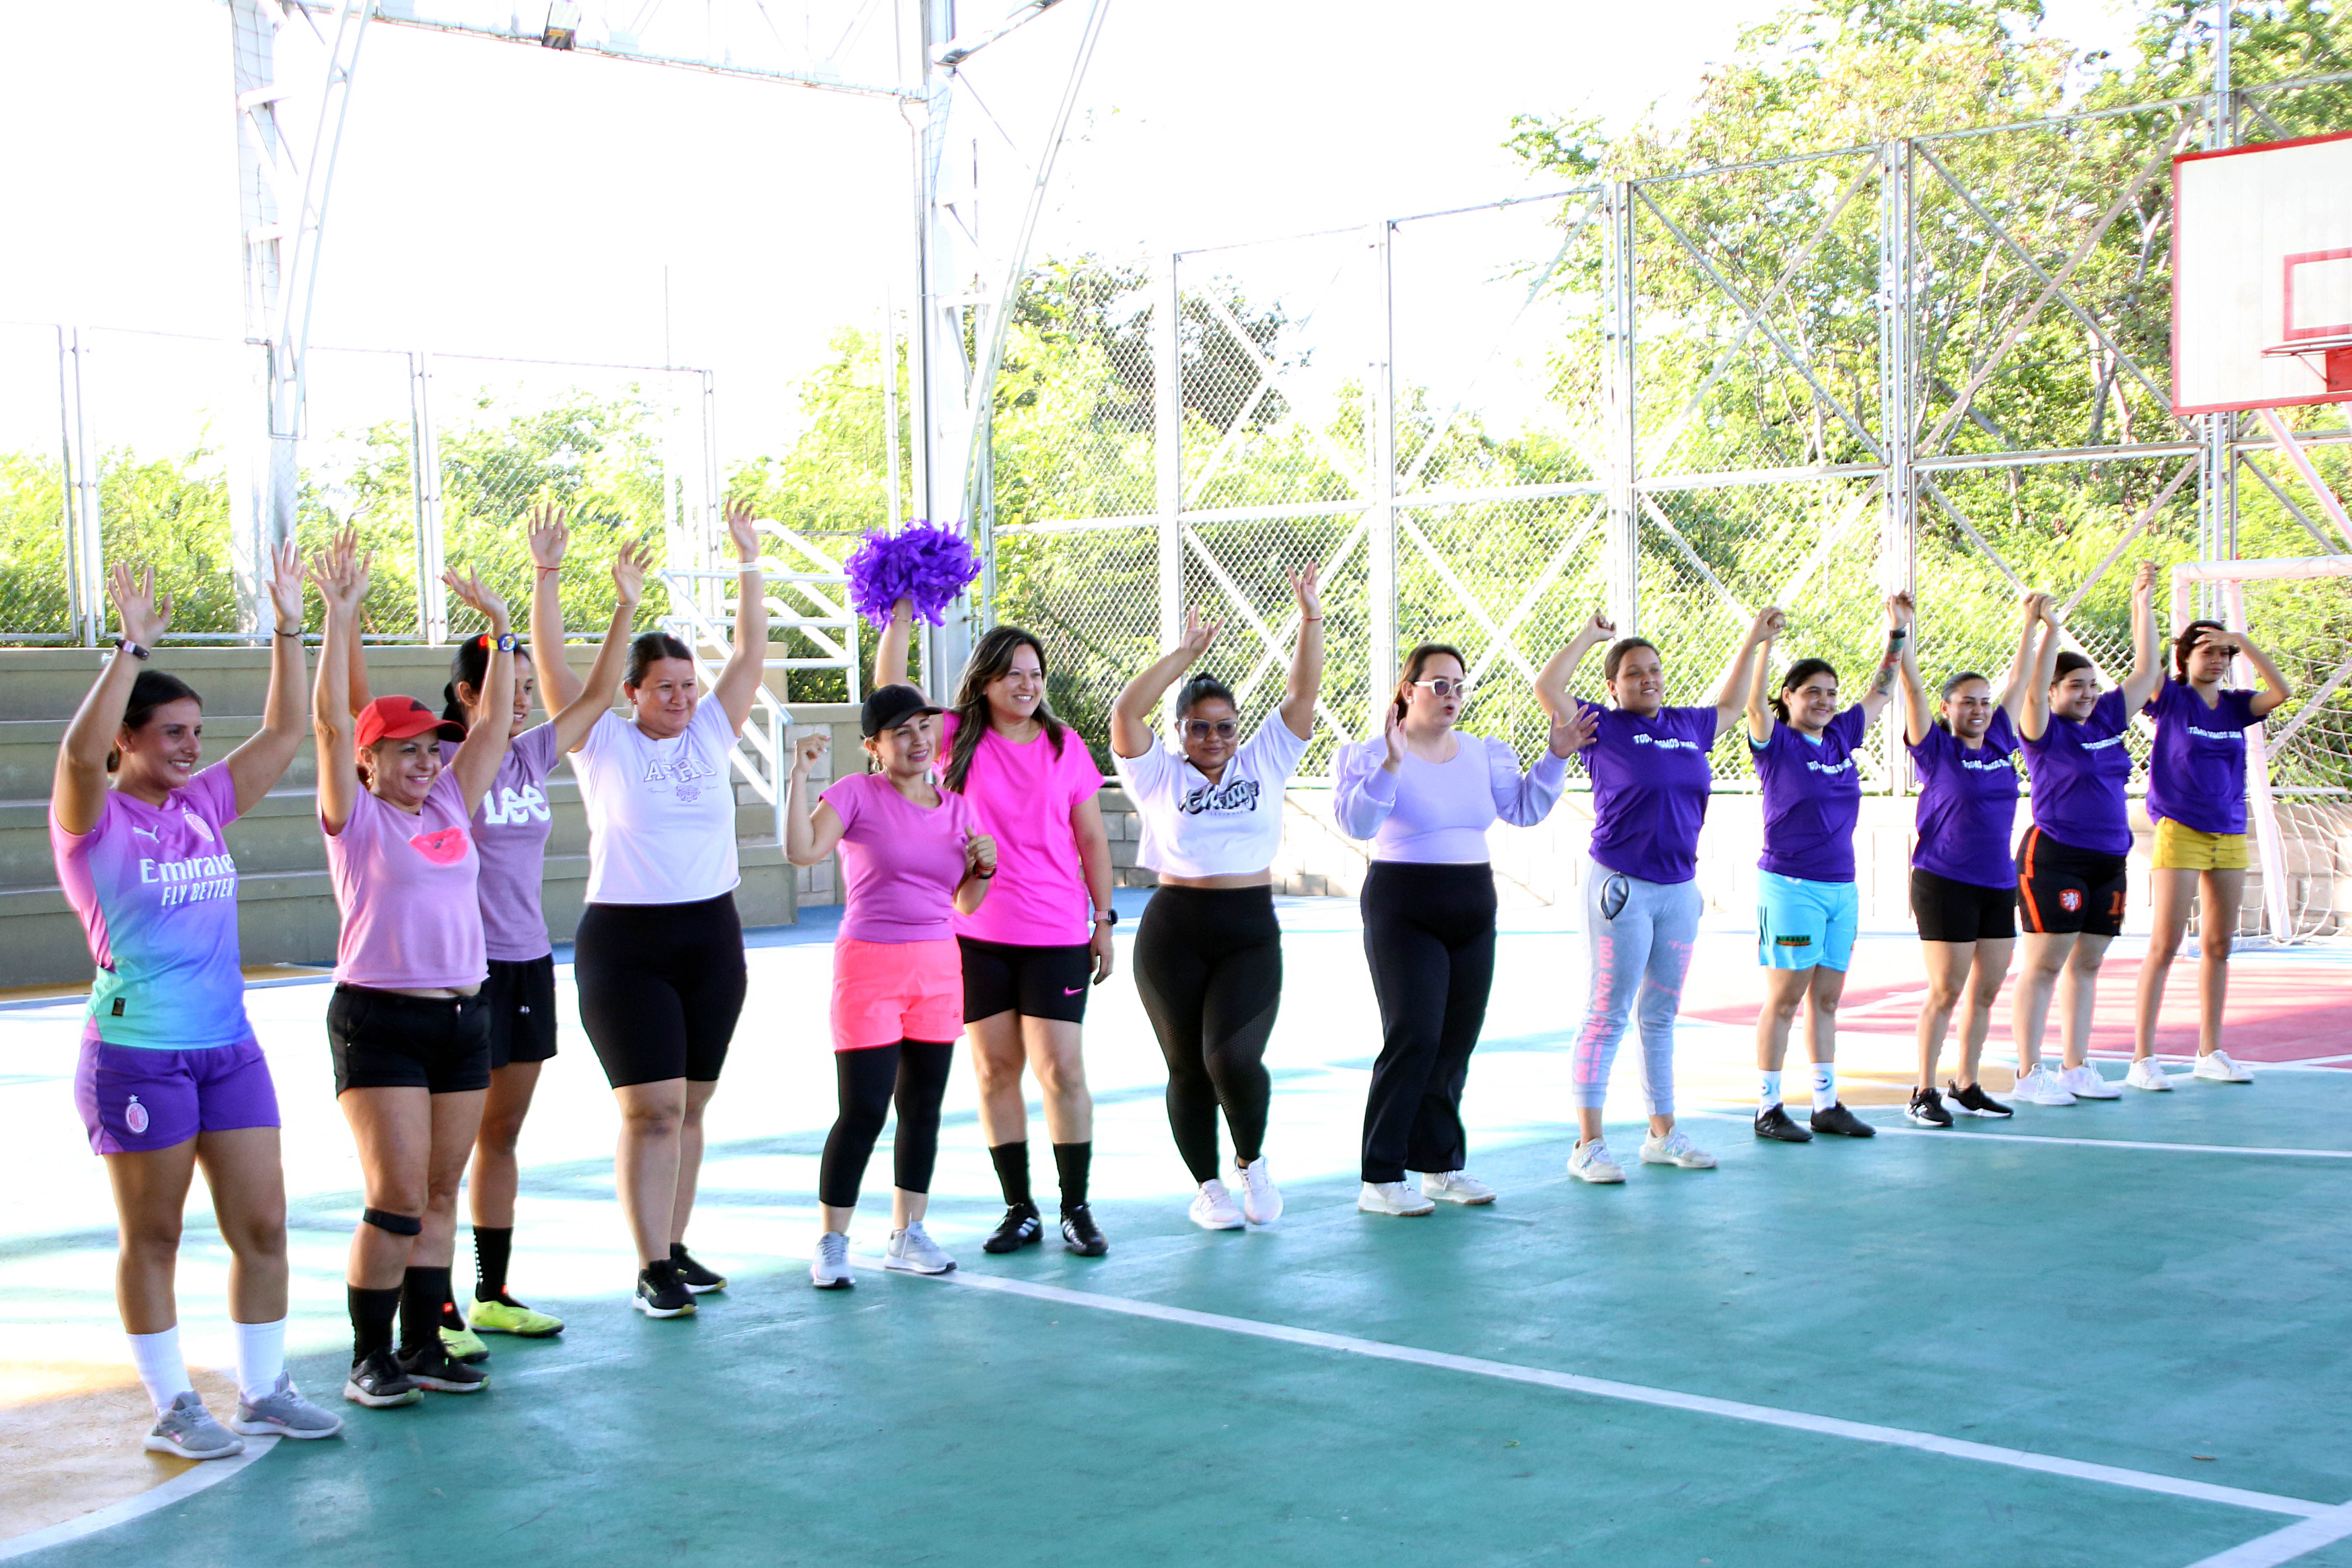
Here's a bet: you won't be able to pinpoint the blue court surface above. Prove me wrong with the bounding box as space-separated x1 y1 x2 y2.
4 893 2350 1568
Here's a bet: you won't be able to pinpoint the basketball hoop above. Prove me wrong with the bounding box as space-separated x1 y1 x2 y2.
2260 334 2352 396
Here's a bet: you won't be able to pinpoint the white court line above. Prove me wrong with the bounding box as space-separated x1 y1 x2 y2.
900 1266 2329 1521
1682 1107 2352 1160
0 1437 277 1561
2187 1501 2352 1568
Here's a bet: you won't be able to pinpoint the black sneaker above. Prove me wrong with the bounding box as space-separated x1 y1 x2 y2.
1810 1101 1878 1138
1753 1105 1813 1143
981 1201 1043 1255
670 1244 727 1294
634 1259 697 1318
1947 1080 2014 1118
1905 1086 1954 1128
1059 1204 1109 1257
342 1348 421 1409
396 1342 489 1393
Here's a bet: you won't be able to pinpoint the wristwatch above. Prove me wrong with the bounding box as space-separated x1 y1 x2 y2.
1094 908 1119 927
113 638 149 661
494 632 520 653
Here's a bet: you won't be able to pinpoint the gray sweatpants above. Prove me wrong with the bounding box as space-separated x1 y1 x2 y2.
1571 858 1702 1114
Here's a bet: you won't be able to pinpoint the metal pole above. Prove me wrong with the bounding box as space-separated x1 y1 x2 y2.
1367 222 1399 718
1603 180 1639 635
409 351 448 643
1154 249 1182 694
881 290 903 531
59 328 102 648
1880 140 1917 795
2203 0 2236 610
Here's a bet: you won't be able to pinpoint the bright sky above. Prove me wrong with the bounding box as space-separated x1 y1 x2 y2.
0 0 2140 463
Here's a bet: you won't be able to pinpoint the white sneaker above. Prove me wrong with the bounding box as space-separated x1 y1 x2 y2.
884 1221 956 1274
2194 1049 2254 1083
811 1231 854 1289
1420 1170 1497 1205
1568 1139 1625 1183
2011 1064 2078 1106
1639 1128 1718 1169
1357 1180 1436 1217
1236 1157 1282 1225
2124 1057 2173 1092
2058 1063 2121 1100
1189 1179 1246 1231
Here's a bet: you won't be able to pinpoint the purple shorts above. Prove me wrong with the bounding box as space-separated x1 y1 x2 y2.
74 1027 281 1156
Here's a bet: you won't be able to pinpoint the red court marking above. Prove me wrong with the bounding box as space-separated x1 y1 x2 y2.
1674 935 2352 1063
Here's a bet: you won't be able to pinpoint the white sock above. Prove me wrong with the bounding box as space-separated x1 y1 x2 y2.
233 1316 287 1405
1812 1062 1837 1108
127 1326 192 1416
1758 1071 1782 1113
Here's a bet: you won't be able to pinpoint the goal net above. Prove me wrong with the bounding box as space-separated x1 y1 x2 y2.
2171 557 2352 943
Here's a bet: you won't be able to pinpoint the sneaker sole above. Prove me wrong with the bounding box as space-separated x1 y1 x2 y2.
883 1257 957 1274
1189 1215 1247 1230
230 1415 344 1439
1902 1111 1953 1128
1950 1105 2013 1117
1642 1156 1717 1168
408 1376 488 1394
631 1297 697 1318
1426 1190 1496 1205
809 1276 855 1290
471 1322 565 1337
1063 1240 1111 1256
1754 1127 1813 1143
1358 1203 1436 1216
341 1383 421 1409
1569 1166 1626 1183
680 1281 727 1294
143 1435 245 1459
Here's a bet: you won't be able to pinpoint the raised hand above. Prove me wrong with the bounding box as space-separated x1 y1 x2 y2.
1580 612 1617 643
527 506 571 571
1381 704 1407 769
1886 590 1914 632
791 729 829 777
2018 588 2050 624
612 537 656 607
305 530 372 616
1291 561 1323 622
264 539 305 633
2133 559 2158 600
441 566 512 633
1178 606 1222 662
1548 702 1599 758
107 562 173 648
725 498 761 564
1752 605 1786 643
964 831 998 880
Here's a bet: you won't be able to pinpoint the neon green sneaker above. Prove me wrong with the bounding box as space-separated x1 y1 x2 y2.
440 1317 491 1364
468 1295 565 1337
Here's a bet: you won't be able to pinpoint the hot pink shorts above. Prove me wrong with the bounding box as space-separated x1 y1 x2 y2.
831 937 964 1052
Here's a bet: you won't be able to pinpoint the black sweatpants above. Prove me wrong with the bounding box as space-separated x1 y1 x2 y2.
1358 860 1497 1184
816 1040 956 1208
1132 884 1282 1184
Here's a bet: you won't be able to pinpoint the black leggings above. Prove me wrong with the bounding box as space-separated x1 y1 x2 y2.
1358 861 1497 1184
574 893 748 1088
1132 884 1282 1184
816 1041 956 1208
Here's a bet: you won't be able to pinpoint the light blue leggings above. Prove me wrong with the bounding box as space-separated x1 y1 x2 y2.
1571 859 1702 1114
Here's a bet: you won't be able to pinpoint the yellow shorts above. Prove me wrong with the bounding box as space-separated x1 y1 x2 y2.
2152 818 2250 872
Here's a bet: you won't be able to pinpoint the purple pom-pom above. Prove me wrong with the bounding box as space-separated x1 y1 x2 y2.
844 521 982 630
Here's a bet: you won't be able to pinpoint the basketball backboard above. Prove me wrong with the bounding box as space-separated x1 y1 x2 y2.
2172 130 2352 415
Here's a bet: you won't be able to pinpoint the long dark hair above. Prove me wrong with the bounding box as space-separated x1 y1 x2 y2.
1771 658 1837 725
1933 669 1990 734
108 670 202 774
944 625 1067 794
1389 643 1468 724
2174 619 2227 682
441 633 535 729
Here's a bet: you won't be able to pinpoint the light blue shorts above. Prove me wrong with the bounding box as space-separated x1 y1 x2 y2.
1756 870 1857 973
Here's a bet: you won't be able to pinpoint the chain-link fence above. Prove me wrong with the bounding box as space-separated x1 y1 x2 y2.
989 78 2352 811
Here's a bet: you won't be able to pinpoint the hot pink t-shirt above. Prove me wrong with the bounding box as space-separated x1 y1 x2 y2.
939 712 1102 947
324 768 488 990
822 771 980 944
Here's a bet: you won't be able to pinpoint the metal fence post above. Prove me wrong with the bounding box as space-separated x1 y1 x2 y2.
58 327 104 647
1603 181 1639 637
1154 250 1182 688
1368 221 1398 714
408 350 448 643
1880 140 1917 794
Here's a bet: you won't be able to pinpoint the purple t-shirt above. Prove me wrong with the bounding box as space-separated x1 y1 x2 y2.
2020 687 2134 856
325 768 488 991
1909 709 2021 889
1751 706 1870 884
2143 680 2261 836
1576 701 1716 885
822 771 980 944
441 723 561 963
49 763 251 1050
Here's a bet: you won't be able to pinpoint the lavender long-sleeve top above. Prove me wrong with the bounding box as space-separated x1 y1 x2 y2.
1333 732 1567 864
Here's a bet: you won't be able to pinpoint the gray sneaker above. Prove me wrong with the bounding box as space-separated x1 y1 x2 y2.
884 1221 957 1274
811 1231 854 1290
144 1390 245 1460
232 1372 345 1439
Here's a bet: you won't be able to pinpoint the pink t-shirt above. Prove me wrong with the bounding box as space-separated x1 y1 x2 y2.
324 768 488 990
822 771 980 944
939 712 1102 947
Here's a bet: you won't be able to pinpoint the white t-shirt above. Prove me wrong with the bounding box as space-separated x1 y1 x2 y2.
574 699 742 905
1114 716 1310 878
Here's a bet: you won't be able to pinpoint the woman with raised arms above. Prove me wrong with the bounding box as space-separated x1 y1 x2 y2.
1334 642 1592 1215
1110 567 1323 1230
1538 605 1781 1181
1893 592 2045 1126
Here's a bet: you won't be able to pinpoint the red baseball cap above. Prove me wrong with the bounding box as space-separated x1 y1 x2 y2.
356 695 466 750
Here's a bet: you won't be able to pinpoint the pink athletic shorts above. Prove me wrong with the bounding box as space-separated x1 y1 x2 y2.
831 937 963 1052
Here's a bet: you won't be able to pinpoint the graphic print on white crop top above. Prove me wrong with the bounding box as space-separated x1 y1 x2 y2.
573 699 741 905
1114 717 1309 878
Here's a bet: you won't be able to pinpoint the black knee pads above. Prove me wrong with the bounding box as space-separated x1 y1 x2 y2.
361 1207 423 1236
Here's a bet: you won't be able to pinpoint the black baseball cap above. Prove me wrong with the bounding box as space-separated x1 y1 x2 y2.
862 683 943 737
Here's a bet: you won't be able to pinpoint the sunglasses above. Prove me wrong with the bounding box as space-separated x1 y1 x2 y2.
1183 719 1240 741
1412 677 1474 699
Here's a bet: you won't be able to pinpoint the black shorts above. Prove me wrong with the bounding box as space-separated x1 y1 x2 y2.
958 937 1092 1025
1911 869 2017 944
2015 825 2129 938
574 893 747 1088
484 955 559 1071
328 985 492 1096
